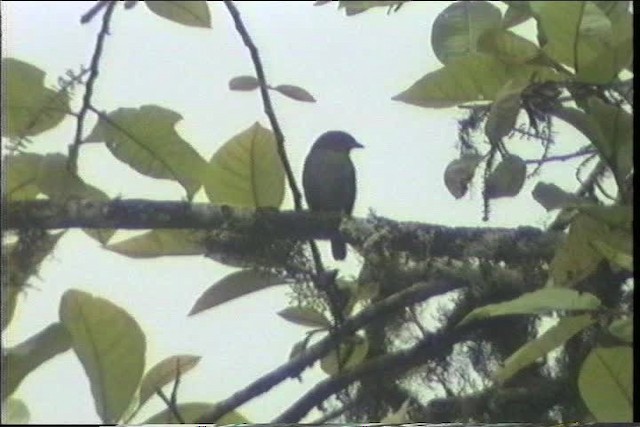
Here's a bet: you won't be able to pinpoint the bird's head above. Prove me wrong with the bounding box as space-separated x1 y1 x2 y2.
312 130 364 152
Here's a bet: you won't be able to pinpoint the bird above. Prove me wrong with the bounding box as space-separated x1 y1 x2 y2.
303 130 363 260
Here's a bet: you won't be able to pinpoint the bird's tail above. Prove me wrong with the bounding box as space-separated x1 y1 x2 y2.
331 236 347 260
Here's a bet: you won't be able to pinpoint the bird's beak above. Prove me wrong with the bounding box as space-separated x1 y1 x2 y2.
352 141 364 149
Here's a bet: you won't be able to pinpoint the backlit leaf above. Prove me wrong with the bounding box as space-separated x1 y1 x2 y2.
204 122 285 208
59 290 146 423
144 0 211 28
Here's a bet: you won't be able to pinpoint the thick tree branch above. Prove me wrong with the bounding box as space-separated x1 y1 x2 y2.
6 199 561 264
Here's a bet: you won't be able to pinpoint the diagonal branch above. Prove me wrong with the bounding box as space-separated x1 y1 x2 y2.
195 276 464 423
273 326 466 422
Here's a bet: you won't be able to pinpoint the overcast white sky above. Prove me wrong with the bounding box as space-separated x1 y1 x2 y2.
2 1 590 423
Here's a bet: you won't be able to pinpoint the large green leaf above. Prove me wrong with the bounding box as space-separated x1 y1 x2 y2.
204 122 285 208
458 288 601 326
484 80 525 143
578 346 632 422
608 316 632 343
86 105 208 200
484 154 526 198
59 290 146 423
531 1 628 83
143 402 249 424
2 323 72 400
144 1 211 28
1 58 70 138
478 29 541 64
495 314 595 384
138 355 201 410
4 153 42 201
189 269 287 315
105 229 207 258
393 54 564 108
1 398 30 424
587 98 633 187
431 1 502 65
550 213 606 287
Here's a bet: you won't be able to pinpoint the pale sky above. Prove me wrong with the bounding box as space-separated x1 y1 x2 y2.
2 1 589 423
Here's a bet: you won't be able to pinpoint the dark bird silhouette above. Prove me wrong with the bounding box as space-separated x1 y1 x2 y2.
303 130 363 260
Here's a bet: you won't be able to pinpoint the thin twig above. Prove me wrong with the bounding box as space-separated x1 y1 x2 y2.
170 359 182 411
69 0 117 173
222 1 338 334
156 389 185 423
523 147 597 165
80 0 111 24
222 0 303 212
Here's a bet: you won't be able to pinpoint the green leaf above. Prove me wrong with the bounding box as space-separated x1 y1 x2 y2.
272 84 317 103
532 182 588 211
144 0 211 28
1 58 70 138
608 316 632 343
443 154 483 199
143 402 250 424
586 98 633 187
4 153 42 201
531 1 627 83
591 239 633 272
495 314 595 384
550 210 631 287
458 288 601 326
338 1 405 16
138 355 201 410
485 154 526 199
59 290 146 423
576 204 632 231
34 153 115 244
228 75 260 91
204 122 285 208
578 346 632 422
320 334 369 375
1 397 30 424
106 229 207 258
2 323 72 400
484 79 525 143
393 54 564 109
189 269 287 316
86 105 208 200
431 1 502 65
278 306 332 329
478 29 541 64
